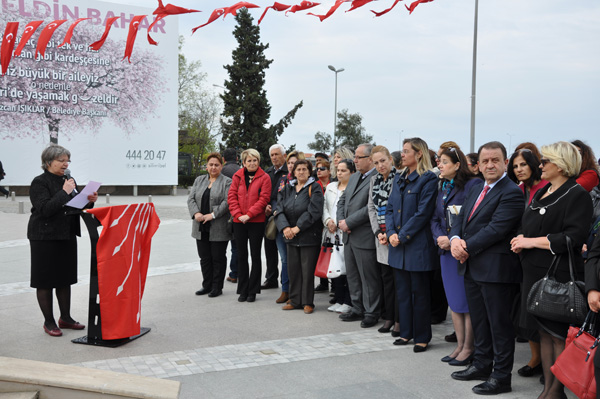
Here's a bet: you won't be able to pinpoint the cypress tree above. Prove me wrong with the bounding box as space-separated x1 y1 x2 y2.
220 8 302 165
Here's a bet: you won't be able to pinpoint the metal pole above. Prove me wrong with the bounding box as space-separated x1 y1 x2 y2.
469 0 479 153
333 72 338 151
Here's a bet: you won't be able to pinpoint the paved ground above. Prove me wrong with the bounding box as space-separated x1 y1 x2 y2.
0 192 575 398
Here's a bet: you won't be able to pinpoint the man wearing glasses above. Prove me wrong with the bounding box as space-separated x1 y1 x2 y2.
336 143 381 328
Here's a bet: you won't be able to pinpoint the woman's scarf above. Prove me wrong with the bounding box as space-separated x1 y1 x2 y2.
441 179 454 206
371 168 397 232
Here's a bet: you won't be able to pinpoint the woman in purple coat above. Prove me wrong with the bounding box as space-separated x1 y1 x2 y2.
431 147 481 366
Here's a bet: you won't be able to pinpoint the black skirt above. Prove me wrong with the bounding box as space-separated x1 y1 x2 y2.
30 237 78 288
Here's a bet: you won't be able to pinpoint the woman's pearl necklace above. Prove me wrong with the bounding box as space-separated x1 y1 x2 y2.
547 185 554 194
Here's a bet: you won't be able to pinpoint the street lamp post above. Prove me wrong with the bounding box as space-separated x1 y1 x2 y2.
469 0 479 153
328 65 344 152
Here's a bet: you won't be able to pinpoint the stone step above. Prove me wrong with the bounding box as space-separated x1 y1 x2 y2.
0 393 39 399
0 357 179 399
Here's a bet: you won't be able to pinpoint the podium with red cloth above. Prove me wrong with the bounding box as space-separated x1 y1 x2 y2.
73 204 160 347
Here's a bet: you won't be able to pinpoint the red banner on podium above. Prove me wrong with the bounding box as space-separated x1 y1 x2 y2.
86 204 160 340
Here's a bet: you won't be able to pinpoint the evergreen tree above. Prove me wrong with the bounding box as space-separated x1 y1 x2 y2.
220 8 302 165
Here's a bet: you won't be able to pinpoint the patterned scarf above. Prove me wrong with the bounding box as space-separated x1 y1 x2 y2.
442 179 454 206
371 168 397 232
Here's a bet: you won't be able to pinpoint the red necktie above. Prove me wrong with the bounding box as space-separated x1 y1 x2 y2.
468 185 490 221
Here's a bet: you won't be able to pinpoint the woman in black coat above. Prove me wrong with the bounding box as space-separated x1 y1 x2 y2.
511 141 593 399
28 145 98 337
275 159 324 314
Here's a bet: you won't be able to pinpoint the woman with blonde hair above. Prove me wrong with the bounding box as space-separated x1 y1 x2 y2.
228 149 272 302
511 141 593 399
386 138 439 352
331 146 354 180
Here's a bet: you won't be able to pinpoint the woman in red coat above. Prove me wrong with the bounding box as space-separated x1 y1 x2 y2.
228 149 272 302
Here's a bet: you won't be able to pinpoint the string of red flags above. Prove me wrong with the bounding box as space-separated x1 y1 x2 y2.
1 22 18 75
0 0 436 76
258 2 291 25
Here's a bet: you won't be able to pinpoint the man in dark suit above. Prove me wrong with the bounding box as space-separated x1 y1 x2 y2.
449 141 524 395
262 144 288 290
336 143 381 328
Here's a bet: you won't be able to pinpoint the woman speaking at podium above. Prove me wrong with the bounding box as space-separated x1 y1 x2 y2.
28 144 98 337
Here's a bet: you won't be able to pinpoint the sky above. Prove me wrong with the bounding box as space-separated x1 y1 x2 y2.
108 0 600 156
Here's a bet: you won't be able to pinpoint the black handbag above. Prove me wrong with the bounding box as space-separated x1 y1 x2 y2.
527 236 587 325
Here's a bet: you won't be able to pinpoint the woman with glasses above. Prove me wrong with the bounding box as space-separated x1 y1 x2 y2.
28 145 98 337
315 160 331 192
431 146 480 365
511 142 592 399
386 138 438 353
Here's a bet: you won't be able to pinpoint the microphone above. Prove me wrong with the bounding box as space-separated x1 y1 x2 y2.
64 169 78 194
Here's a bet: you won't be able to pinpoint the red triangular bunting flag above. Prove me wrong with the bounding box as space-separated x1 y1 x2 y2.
13 20 43 57
371 0 402 17
89 16 120 51
59 18 90 47
35 20 67 59
308 0 348 21
123 15 146 63
153 0 200 15
258 2 290 25
1 22 19 75
346 0 374 12
192 8 226 32
406 0 433 14
85 204 160 340
286 1 320 14
224 1 260 18
147 15 166 45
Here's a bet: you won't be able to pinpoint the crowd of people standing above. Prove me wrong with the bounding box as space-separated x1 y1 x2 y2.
186 138 600 397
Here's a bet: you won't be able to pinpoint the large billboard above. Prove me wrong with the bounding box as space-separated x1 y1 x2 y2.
0 0 178 185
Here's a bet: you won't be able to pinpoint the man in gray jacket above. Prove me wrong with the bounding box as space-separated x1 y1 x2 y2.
336 143 380 328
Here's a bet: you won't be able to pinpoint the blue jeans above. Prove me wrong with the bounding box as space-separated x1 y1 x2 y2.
275 232 289 292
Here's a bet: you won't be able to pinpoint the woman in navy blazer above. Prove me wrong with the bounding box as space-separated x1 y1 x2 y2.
431 147 481 365
386 138 438 352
